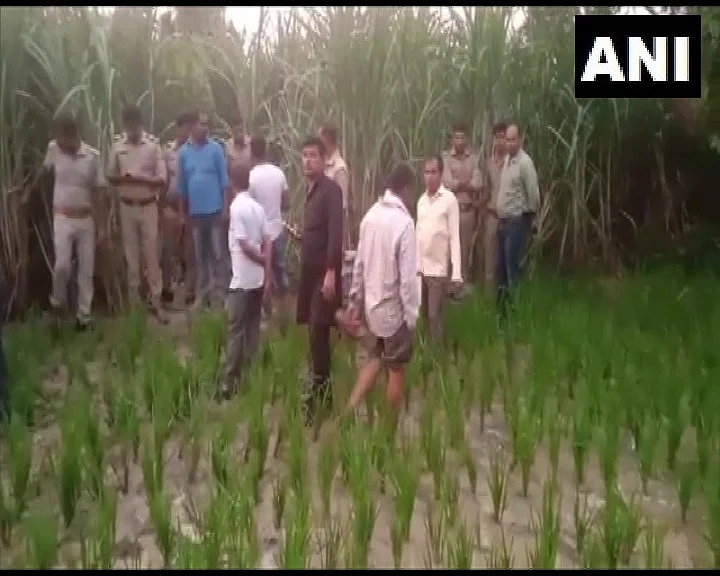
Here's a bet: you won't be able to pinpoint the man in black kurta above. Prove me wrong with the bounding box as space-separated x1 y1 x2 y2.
296 136 344 423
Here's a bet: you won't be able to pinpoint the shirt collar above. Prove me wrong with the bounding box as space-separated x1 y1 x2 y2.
380 189 409 214
451 147 469 159
424 184 447 200
326 150 340 167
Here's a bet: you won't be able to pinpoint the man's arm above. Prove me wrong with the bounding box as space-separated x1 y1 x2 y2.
325 183 343 272
521 155 541 214
106 144 124 186
280 172 290 213
335 167 350 215
215 144 231 213
147 142 167 189
348 220 365 310
233 209 265 266
441 154 459 192
177 152 189 218
398 220 420 329
42 141 56 172
469 155 484 203
261 214 272 287
415 198 423 276
447 195 463 283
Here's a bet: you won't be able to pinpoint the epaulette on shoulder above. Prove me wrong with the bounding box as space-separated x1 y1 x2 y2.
144 133 158 143
84 143 100 156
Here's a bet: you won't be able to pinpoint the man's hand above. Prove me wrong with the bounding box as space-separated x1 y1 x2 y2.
321 269 336 301
457 165 471 187
449 280 463 297
335 305 361 339
263 277 274 304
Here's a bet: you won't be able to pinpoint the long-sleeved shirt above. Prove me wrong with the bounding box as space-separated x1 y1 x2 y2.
416 185 463 282
496 149 540 219
300 174 343 271
177 138 228 217
441 148 483 210
349 190 419 337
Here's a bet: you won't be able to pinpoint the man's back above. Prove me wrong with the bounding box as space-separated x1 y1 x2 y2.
355 192 417 338
228 192 267 290
249 162 287 240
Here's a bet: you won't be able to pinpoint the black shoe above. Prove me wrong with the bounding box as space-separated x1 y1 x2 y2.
75 319 93 332
161 289 175 305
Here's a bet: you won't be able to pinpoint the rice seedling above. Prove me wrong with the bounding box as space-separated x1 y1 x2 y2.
24 510 58 570
3 417 32 541
424 503 448 568
445 519 475 569
271 476 288 531
316 517 345 569
642 521 669 569
526 478 561 568
677 461 696 523
487 445 509 524
278 490 311 569
485 526 514 569
573 489 594 559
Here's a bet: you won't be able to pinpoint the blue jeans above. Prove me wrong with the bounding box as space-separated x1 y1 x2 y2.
496 214 531 311
0 328 9 422
191 213 226 305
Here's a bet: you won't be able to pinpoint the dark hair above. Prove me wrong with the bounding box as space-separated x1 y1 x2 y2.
176 109 196 127
229 115 244 129
250 136 267 159
451 121 469 135
318 122 338 145
122 104 143 126
506 120 522 135
492 120 508 135
53 112 79 137
387 163 415 194
230 164 250 191
424 153 444 174
301 136 326 157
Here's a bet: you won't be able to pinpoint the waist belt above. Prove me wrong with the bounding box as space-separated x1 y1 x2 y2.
54 206 92 219
120 197 156 207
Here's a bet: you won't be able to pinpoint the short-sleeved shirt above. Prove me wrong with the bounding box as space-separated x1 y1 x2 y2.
228 191 269 291
43 140 105 209
109 132 166 202
441 148 483 210
248 162 288 241
324 150 350 213
178 138 228 217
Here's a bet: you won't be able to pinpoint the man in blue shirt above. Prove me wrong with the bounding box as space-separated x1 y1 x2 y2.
178 110 230 309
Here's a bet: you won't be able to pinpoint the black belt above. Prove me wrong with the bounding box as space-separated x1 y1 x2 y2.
121 197 156 207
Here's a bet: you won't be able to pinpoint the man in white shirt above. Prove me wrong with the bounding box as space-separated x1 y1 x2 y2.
416 154 462 343
219 166 272 400
248 136 290 322
340 163 419 415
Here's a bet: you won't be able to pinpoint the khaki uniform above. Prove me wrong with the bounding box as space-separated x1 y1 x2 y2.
441 148 482 283
163 141 196 299
479 155 504 291
43 140 105 324
225 136 252 176
109 132 167 306
324 150 351 247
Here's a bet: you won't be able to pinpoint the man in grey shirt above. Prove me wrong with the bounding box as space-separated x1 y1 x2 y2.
495 121 540 313
248 136 290 322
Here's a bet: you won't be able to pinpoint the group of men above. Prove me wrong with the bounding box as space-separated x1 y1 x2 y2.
40 104 538 423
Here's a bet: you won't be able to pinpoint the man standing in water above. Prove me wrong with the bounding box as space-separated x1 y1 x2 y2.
442 122 483 288
478 120 507 294
162 110 196 307
43 113 106 330
296 136 344 424
108 105 168 322
416 154 462 343
177 110 230 310
341 163 419 417
496 121 540 311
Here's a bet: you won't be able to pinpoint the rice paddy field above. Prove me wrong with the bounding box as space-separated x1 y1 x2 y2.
1 269 718 569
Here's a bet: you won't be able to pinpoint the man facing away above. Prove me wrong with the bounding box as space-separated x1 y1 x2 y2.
248 136 290 323
495 121 540 312
342 163 419 418
318 122 351 248
162 110 196 307
43 112 105 331
296 136 344 424
108 104 168 323
219 165 272 400
442 122 483 287
177 110 230 310
416 154 462 343
478 120 507 294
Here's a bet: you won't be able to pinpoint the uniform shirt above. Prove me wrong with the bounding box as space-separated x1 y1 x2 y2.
248 162 288 241
164 140 185 202
109 132 166 201
484 154 505 213
441 148 483 210
43 140 105 209
228 191 269 291
324 150 350 214
225 136 252 176
496 149 540 219
349 190 419 338
177 138 228 217
416 185 462 282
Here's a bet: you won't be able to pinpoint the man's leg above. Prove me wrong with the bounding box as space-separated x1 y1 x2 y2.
119 204 142 307
139 204 167 322
483 215 499 295
458 209 475 284
425 276 447 343
182 220 197 305
307 318 333 424
220 289 248 398
0 328 9 423
210 216 227 307
505 215 531 291
192 220 210 309
50 215 74 313
161 207 181 304
383 324 414 410
75 216 95 327
347 333 383 412
244 288 264 365
270 232 290 324
496 220 510 313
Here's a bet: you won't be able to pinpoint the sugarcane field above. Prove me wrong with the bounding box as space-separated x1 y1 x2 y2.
1 6 719 570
